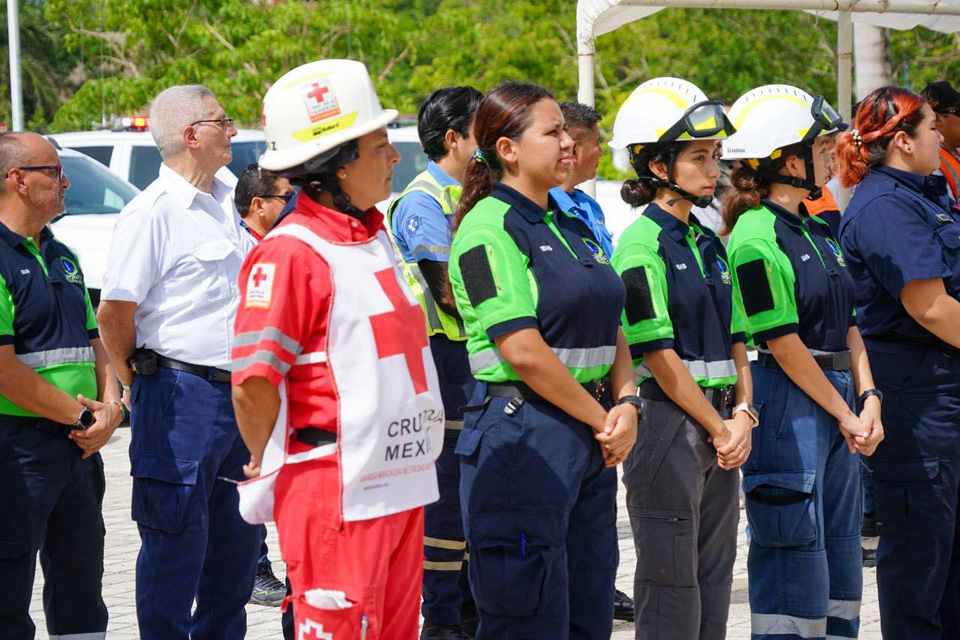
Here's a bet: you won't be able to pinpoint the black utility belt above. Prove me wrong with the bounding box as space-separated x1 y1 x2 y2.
756 349 850 372
0 414 73 436
486 380 598 403
638 380 735 412
128 349 232 383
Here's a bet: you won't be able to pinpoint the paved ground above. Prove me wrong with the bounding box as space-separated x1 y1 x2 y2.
30 427 882 639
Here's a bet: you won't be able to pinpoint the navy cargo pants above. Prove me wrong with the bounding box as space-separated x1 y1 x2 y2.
456 382 618 640
0 421 108 640
744 365 862 640
130 367 260 640
422 335 476 626
865 341 960 640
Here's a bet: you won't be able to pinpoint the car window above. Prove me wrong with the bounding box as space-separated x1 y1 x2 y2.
61 156 139 215
130 146 163 190
391 141 429 193
73 146 114 167
228 140 267 178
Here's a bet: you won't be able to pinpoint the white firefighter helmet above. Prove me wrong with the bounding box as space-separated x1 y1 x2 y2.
259 59 398 172
610 77 734 150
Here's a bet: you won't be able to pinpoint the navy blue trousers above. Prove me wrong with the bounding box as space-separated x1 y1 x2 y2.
457 382 618 639
866 341 960 640
423 335 476 626
130 368 260 640
744 366 862 640
0 423 107 640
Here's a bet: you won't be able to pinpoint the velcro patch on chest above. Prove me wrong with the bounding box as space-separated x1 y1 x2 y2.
621 266 656 324
459 245 497 307
736 259 775 316
245 263 276 309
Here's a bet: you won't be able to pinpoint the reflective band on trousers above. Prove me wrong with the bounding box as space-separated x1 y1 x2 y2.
751 613 826 638
468 345 617 374
828 599 861 620
635 357 736 380
48 633 107 640
424 536 467 550
16 346 95 368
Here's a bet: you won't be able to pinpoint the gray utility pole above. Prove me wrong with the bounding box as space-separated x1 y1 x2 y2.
7 0 23 131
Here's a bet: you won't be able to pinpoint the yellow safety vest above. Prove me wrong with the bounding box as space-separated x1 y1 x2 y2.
387 170 466 341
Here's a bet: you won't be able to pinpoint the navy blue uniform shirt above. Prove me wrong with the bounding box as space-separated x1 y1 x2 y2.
840 165 958 343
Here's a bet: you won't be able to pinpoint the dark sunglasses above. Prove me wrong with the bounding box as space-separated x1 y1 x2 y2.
805 95 847 140
257 193 295 204
658 100 736 144
190 116 235 129
4 164 65 180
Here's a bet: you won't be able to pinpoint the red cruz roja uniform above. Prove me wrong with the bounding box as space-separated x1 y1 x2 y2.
232 192 444 640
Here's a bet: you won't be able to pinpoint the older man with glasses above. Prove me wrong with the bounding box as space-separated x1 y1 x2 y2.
0 132 124 640
97 85 259 640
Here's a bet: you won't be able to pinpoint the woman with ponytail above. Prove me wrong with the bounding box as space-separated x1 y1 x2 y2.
609 77 753 640
447 82 638 639
837 86 960 640
722 85 883 640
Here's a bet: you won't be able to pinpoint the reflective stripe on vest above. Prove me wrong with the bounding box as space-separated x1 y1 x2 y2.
940 147 960 201
468 345 617 375
16 346 95 368
635 357 736 381
387 170 466 341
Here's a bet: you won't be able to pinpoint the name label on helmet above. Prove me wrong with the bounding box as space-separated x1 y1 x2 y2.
292 112 359 143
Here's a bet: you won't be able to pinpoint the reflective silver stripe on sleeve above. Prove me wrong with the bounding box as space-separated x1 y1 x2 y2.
16 346 96 368
635 357 736 380
48 633 107 640
294 351 328 365
234 327 302 355
827 599 861 620
407 180 443 199
232 350 292 376
445 420 464 431
411 244 451 257
751 613 827 638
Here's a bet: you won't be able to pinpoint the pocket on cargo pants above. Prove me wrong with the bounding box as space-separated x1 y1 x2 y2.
630 510 696 587
743 471 818 548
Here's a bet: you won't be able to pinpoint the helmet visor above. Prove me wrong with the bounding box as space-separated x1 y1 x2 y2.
659 100 736 143
806 95 847 140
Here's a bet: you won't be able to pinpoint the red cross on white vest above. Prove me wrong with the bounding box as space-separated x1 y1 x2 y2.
369 269 428 394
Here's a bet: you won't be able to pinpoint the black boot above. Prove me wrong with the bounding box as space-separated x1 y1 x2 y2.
249 564 286 607
420 621 465 640
614 588 635 622
461 600 479 638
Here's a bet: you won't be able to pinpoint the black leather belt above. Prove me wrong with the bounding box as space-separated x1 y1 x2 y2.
486 380 598 402
757 349 851 372
157 355 232 383
638 380 735 412
294 427 337 447
0 414 73 436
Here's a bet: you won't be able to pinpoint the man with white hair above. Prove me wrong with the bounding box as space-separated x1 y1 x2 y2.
97 85 259 640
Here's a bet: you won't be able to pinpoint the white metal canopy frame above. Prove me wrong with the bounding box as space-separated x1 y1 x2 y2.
576 0 960 197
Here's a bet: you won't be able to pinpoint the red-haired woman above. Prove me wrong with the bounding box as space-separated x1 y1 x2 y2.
447 82 640 638
837 86 960 640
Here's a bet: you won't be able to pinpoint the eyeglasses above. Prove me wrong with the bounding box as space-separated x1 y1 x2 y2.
658 100 736 144
4 164 64 180
937 107 960 117
257 193 295 204
190 116 235 129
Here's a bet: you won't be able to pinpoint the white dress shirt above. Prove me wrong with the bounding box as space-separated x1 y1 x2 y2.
101 163 255 368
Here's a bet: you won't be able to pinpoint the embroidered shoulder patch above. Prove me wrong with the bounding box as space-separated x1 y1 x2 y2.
245 263 276 309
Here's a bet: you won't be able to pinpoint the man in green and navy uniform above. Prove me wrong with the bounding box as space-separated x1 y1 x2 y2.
387 86 483 640
0 133 124 639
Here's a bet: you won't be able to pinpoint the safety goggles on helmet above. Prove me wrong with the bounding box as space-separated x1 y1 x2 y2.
804 95 847 141
658 100 736 143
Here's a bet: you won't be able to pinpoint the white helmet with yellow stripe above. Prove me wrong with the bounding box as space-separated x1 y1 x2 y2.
722 84 845 193
259 59 398 173
610 77 734 150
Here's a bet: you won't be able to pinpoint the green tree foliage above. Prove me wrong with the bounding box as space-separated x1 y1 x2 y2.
37 0 958 165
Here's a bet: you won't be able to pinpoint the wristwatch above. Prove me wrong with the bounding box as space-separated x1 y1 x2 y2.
733 403 760 428
615 395 646 420
858 388 883 410
74 406 95 431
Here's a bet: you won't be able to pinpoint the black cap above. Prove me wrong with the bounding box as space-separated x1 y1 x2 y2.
923 81 960 113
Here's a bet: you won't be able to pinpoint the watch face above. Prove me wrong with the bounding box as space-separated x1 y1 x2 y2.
79 408 95 428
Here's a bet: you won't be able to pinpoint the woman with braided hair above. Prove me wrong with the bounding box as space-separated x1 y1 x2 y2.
837 86 960 640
